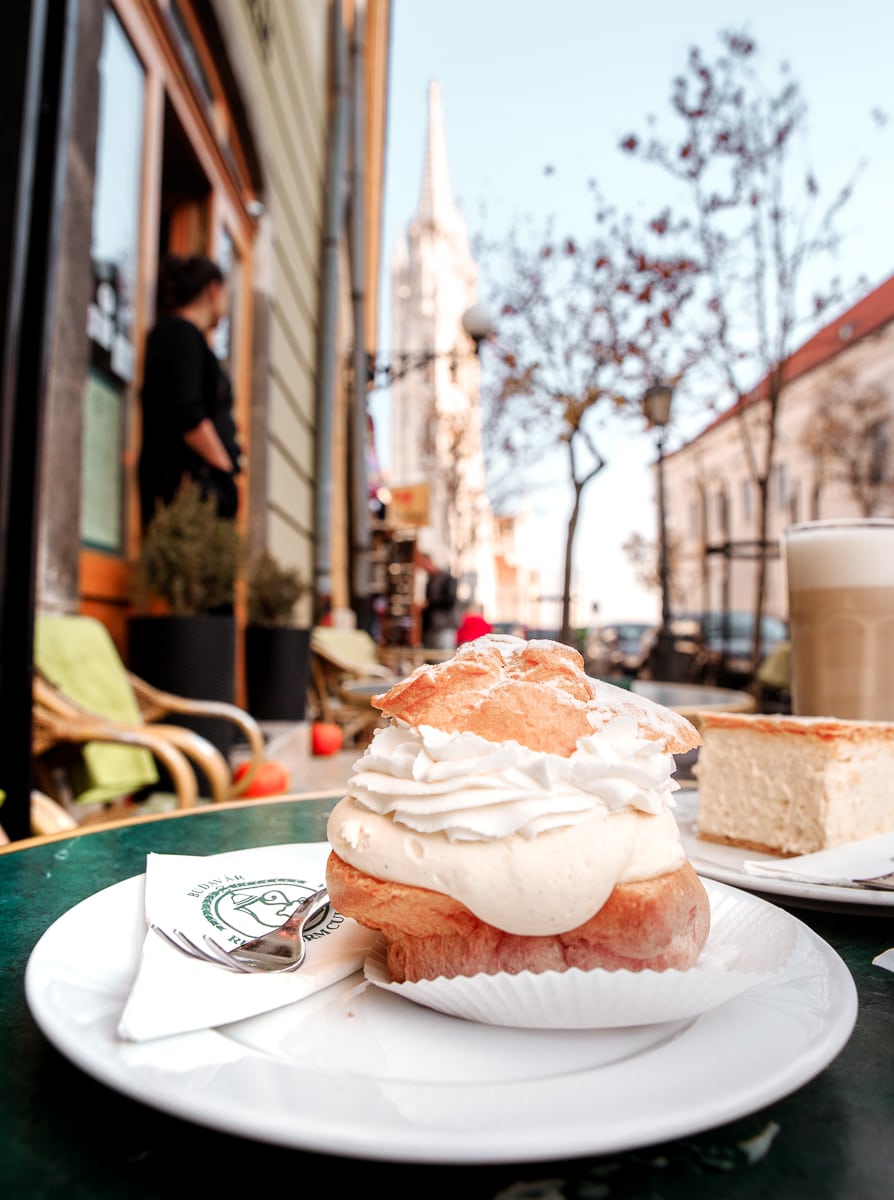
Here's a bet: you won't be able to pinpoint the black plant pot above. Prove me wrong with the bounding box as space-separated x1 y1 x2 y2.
245 625 311 721
127 614 237 762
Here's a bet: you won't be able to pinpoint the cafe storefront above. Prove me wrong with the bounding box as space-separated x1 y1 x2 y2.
50 0 262 651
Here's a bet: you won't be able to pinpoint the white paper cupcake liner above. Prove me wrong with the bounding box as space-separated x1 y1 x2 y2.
363 882 797 1029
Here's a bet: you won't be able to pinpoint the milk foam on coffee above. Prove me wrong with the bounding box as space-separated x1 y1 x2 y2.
785 520 894 719
785 520 894 587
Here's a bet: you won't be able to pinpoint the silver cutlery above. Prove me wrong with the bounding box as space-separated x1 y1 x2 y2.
151 885 330 973
853 873 894 892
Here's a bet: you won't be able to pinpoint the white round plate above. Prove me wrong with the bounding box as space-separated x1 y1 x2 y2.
25 860 856 1164
677 790 894 916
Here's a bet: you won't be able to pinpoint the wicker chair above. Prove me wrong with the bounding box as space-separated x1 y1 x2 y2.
0 788 78 847
32 615 265 818
308 627 399 744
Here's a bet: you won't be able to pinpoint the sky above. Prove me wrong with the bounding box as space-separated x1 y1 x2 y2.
373 0 894 624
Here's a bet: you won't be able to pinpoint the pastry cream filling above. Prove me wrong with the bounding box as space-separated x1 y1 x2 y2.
326 716 686 935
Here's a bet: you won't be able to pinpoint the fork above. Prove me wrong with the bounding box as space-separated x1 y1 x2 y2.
853 873 894 892
151 886 330 973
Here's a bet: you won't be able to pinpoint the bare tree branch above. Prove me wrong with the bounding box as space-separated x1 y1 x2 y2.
802 368 894 517
620 27 878 676
475 197 697 642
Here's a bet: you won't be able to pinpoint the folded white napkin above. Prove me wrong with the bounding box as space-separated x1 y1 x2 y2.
117 842 379 1042
743 834 894 888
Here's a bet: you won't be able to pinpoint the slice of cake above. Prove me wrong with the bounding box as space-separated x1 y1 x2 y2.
694 710 894 855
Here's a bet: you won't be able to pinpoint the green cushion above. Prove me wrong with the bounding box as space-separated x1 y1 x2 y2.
34 615 159 805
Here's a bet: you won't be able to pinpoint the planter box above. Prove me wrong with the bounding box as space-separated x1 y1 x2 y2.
245 625 311 721
127 613 237 761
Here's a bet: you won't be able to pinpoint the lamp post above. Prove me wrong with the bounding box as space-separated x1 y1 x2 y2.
643 381 674 680
460 302 494 354
365 302 494 388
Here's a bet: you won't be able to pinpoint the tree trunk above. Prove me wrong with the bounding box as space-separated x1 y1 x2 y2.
561 478 584 644
751 391 781 679
751 475 770 678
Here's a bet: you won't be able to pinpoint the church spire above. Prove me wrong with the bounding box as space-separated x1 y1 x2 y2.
417 79 456 228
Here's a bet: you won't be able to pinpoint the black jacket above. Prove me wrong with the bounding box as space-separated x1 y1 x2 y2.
138 316 241 526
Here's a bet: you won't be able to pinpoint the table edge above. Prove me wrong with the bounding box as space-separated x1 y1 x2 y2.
0 789 343 855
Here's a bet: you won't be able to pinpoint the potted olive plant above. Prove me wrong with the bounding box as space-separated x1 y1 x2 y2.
244 548 312 721
128 480 244 755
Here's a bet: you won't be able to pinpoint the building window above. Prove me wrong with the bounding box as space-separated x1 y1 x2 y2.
87 8 144 384
868 419 889 486
212 226 237 370
775 462 789 511
81 8 146 553
788 483 800 524
716 489 729 538
170 0 215 109
741 477 753 522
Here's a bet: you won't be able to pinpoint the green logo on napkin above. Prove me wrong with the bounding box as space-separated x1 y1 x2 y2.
200 877 341 944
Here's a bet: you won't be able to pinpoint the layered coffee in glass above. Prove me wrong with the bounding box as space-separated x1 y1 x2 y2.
784 519 894 719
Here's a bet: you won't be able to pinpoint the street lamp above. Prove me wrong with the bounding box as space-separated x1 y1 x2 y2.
460 302 494 353
364 302 494 389
643 381 674 679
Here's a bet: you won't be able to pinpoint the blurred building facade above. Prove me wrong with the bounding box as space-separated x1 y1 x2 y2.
386 80 499 631
35 0 390 662
660 275 894 620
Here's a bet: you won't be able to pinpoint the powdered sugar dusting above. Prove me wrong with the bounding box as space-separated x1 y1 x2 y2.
588 675 699 745
378 635 700 753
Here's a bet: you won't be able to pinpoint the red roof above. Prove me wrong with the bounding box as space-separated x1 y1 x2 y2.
677 273 894 448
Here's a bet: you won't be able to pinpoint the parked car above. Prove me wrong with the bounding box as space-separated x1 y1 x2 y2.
639 611 789 687
584 622 656 679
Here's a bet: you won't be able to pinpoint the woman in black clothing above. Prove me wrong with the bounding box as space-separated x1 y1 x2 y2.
138 254 242 529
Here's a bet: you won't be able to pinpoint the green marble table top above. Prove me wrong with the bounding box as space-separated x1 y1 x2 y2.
2 796 894 1199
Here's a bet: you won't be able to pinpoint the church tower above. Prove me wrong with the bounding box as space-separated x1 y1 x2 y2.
390 81 495 613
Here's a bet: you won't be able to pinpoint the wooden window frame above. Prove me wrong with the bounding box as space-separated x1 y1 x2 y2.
80 0 258 655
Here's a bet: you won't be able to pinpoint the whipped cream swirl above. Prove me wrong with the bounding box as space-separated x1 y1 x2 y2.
349 714 678 842
327 664 690 934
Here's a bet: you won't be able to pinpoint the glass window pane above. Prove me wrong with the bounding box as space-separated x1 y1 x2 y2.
212 226 239 370
81 10 145 554
81 368 125 552
87 9 145 385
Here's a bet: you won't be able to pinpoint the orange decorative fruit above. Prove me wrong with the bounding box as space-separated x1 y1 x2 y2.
233 759 290 797
312 721 344 756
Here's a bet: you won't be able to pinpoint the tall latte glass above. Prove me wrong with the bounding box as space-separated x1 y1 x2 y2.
784 519 894 719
